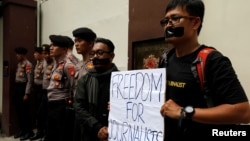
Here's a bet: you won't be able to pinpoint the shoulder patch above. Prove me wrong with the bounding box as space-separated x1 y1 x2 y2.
67 65 75 77
26 64 32 73
86 61 94 70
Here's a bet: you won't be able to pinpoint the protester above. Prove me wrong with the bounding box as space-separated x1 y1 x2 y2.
159 0 250 140
74 37 119 141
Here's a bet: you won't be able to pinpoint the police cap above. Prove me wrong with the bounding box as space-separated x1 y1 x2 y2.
72 27 96 42
34 46 43 53
64 36 74 48
41 44 50 53
15 46 28 55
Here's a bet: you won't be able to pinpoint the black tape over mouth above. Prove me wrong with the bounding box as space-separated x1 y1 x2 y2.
165 27 184 38
92 58 110 65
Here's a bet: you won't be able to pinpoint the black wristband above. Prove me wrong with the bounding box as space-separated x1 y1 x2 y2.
178 108 185 128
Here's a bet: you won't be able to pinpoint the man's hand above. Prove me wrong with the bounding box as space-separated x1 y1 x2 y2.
160 99 182 119
107 102 110 111
23 94 29 101
98 126 108 141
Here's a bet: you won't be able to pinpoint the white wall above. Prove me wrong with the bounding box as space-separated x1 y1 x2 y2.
1 1 249 112
40 0 250 97
40 0 129 70
200 0 250 99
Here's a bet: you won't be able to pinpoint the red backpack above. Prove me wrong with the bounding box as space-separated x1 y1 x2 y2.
159 46 216 107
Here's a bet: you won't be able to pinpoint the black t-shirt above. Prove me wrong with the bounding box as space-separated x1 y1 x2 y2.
164 45 248 139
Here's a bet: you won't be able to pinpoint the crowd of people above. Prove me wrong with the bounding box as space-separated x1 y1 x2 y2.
13 27 118 141
12 0 250 141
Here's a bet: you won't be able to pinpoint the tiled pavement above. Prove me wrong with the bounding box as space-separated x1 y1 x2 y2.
0 129 40 141
0 135 40 141
0 135 19 141
0 131 39 141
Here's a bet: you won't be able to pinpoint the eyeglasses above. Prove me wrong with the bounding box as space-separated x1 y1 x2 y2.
160 15 197 27
89 50 111 57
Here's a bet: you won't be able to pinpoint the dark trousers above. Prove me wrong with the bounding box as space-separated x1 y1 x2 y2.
33 84 47 135
46 99 74 141
13 82 33 133
73 119 82 141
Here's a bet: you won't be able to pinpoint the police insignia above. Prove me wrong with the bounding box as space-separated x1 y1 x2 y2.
26 65 32 73
68 65 75 77
54 74 60 80
86 61 94 70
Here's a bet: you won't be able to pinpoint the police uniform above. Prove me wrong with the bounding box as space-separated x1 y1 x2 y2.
13 47 34 140
46 35 76 141
72 27 96 141
30 46 47 140
32 44 55 141
72 27 96 81
67 52 79 65
65 36 79 65
43 58 55 89
47 57 75 101
74 61 85 81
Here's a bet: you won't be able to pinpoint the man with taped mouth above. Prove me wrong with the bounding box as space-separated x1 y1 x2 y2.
74 37 119 141
158 0 250 140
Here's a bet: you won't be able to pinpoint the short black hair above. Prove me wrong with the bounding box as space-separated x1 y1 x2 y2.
165 0 204 35
15 46 28 55
95 37 115 52
34 46 43 53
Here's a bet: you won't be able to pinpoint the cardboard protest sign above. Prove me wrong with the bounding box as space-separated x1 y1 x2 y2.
108 68 166 141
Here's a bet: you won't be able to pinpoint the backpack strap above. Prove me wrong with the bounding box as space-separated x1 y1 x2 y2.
191 47 216 107
159 47 175 68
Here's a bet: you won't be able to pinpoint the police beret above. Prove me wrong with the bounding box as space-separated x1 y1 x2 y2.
15 46 28 55
72 27 96 42
64 36 74 47
49 35 70 48
34 46 43 53
41 44 50 53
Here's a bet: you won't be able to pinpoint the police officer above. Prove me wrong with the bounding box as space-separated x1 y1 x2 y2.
66 36 80 65
42 44 55 91
30 46 46 140
13 46 34 140
46 35 76 141
72 27 96 141
33 44 55 141
72 27 96 80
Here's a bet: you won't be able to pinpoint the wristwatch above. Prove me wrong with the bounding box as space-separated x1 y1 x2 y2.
184 106 195 120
